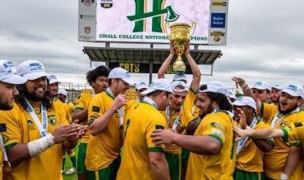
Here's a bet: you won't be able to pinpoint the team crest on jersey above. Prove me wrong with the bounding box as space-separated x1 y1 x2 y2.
48 115 57 125
27 120 36 130
211 122 223 130
294 122 303 127
92 106 100 113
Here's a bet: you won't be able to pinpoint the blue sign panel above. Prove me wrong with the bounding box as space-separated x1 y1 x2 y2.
211 13 226 28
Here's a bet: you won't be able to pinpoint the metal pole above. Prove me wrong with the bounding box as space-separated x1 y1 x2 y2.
149 44 154 83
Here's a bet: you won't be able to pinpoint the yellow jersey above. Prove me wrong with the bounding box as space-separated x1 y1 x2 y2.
236 120 273 172
261 103 304 180
0 134 3 180
117 102 168 180
0 102 68 180
282 121 304 150
85 91 124 171
186 111 234 180
74 91 93 143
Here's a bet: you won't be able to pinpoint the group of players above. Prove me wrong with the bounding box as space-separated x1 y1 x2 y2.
0 42 304 180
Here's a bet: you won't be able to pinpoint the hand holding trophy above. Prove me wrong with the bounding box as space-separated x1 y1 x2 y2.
168 23 196 74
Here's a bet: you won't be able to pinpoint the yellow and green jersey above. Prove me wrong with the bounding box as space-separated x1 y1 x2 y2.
0 102 68 180
261 103 304 180
282 121 304 150
236 120 273 173
116 102 168 180
85 91 125 171
186 111 235 180
0 135 3 179
74 91 93 143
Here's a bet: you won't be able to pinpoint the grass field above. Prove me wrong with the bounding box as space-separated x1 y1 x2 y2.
63 145 79 180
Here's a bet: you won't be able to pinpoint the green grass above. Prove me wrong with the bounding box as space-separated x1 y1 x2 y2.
63 145 79 180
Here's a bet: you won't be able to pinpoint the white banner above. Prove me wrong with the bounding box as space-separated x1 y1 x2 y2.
79 0 228 45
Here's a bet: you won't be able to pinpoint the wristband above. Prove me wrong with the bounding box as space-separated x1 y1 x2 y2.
27 133 55 157
280 172 289 180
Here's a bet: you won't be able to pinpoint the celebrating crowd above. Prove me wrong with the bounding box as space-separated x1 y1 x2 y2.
0 42 303 180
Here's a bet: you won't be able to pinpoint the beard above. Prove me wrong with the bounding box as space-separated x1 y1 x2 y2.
279 103 299 115
0 101 13 110
199 103 214 118
24 86 45 102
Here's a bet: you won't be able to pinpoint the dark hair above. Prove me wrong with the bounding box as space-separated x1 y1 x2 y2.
15 84 53 110
148 90 170 97
199 84 207 91
86 65 110 85
205 92 233 112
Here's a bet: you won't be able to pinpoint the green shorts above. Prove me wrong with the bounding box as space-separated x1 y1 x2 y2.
77 143 88 174
87 156 121 180
165 153 181 180
233 168 265 180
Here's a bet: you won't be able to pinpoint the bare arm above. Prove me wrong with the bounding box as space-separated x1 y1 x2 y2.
234 126 284 139
158 41 175 78
149 152 171 180
232 77 262 113
89 94 126 136
7 124 79 165
72 108 88 123
151 129 221 155
252 139 273 152
282 146 302 177
184 43 201 93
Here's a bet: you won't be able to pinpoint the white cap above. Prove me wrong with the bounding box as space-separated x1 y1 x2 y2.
58 88 67 97
141 79 173 95
0 60 27 84
47 74 60 84
233 96 257 111
228 89 236 100
271 84 283 91
252 81 271 91
172 73 187 83
171 81 189 93
17 60 47 80
135 81 148 90
199 81 229 97
282 84 304 99
108 67 134 85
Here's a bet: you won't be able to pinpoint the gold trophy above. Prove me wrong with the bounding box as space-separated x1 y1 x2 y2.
168 22 196 73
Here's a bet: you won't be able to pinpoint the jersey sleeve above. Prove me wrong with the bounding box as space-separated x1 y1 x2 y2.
260 103 278 124
254 120 275 146
0 108 22 150
146 114 167 152
87 95 104 124
281 122 302 146
199 115 227 147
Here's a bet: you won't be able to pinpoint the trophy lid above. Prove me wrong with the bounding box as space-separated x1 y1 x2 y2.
169 23 191 28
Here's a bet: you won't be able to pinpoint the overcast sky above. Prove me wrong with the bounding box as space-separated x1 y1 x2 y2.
1 0 304 89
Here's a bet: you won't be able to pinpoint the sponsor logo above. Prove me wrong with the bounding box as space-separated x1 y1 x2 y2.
84 27 91 34
294 122 303 127
80 14 95 19
100 0 113 8
212 1 227 6
211 13 226 28
210 31 225 42
81 0 94 6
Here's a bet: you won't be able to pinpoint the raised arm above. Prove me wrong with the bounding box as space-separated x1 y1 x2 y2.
158 40 175 79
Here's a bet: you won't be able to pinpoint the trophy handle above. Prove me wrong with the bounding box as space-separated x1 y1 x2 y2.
190 22 196 36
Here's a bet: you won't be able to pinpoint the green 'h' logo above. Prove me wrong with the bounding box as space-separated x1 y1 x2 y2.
127 0 179 33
